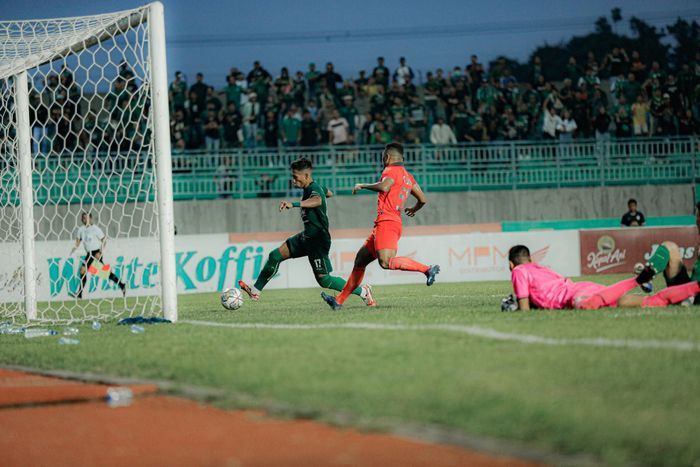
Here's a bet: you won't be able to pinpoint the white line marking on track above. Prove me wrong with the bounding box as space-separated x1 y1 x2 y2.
180 320 700 352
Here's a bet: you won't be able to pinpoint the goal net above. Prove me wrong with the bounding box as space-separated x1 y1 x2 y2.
0 2 177 324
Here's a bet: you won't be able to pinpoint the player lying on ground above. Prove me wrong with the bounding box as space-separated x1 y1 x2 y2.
502 244 700 311
624 202 700 306
322 142 440 310
69 212 126 299
239 158 375 305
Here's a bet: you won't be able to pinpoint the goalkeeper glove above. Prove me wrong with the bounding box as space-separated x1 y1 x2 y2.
501 294 518 312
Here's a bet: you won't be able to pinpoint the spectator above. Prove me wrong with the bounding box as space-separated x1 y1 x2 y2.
203 109 222 158
339 95 358 135
241 92 260 148
169 71 187 112
629 51 647 81
531 56 543 84
189 73 208 112
430 116 457 145
372 57 390 88
222 103 242 148
300 110 319 146
280 108 301 146
631 95 650 136
623 72 642 103
465 118 488 142
621 199 645 227
394 57 414 86
407 94 427 142
355 70 369 88
565 56 580 83
327 110 351 145
292 71 306 107
223 74 243 108
615 106 633 138
602 48 629 84
556 109 577 142
594 105 612 145
305 63 320 100
206 86 222 113
247 60 271 84
370 120 392 144
678 109 698 136
321 62 343 95
542 102 560 141
263 111 279 148
306 98 319 121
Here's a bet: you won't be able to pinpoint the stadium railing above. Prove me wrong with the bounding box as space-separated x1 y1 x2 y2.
4 136 698 204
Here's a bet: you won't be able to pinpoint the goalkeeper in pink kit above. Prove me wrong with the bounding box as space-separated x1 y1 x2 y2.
504 245 700 311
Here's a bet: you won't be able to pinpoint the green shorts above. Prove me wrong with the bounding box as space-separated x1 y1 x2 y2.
286 232 333 275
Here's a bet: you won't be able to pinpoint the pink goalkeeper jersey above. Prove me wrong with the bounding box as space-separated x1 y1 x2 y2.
511 262 604 309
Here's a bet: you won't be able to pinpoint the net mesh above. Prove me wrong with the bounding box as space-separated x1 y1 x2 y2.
0 6 162 324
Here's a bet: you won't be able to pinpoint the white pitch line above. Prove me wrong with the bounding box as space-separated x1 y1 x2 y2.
180 320 700 352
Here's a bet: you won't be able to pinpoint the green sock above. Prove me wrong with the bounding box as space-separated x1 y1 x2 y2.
317 275 363 296
691 257 700 282
647 244 670 273
254 249 284 291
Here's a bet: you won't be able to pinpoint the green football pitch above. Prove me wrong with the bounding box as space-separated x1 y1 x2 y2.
2 276 700 466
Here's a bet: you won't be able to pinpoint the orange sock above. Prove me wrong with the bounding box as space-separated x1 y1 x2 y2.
388 256 430 274
643 282 700 307
337 267 366 305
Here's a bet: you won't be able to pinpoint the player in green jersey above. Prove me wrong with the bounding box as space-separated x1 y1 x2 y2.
239 158 375 305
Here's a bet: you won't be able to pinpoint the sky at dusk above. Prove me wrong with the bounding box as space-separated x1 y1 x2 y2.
3 0 699 86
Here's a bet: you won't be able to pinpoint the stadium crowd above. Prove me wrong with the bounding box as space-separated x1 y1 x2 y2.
16 49 700 162
166 51 700 151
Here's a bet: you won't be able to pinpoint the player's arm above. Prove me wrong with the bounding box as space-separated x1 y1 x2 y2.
325 188 334 198
280 195 322 211
352 176 394 195
517 297 531 311
69 238 81 256
404 183 427 217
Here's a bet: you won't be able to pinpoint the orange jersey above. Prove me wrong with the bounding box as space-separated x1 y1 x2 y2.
375 165 416 224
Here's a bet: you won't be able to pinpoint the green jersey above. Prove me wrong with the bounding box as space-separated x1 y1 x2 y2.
301 181 329 239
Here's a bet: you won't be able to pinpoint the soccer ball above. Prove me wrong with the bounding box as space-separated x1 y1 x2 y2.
221 288 244 310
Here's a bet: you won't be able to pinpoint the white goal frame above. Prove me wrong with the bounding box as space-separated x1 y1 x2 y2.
1 2 177 322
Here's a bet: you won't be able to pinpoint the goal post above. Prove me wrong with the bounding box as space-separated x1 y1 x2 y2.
0 2 177 324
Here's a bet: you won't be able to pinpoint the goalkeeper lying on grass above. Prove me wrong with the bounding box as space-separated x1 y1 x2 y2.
501 244 699 312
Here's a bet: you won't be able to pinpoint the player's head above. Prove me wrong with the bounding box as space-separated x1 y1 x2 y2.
382 142 404 167
290 158 313 188
628 198 637 212
508 245 531 270
80 211 92 225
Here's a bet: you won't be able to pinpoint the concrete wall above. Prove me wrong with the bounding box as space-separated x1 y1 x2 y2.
172 184 695 235
3 184 689 241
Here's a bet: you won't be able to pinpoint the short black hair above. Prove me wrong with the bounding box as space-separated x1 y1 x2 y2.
290 158 313 171
385 142 403 156
508 245 530 265
628 198 637 205
696 201 700 211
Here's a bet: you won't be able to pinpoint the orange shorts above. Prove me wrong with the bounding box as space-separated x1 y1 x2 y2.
363 221 402 257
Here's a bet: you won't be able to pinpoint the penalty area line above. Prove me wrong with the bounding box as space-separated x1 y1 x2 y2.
180 320 700 352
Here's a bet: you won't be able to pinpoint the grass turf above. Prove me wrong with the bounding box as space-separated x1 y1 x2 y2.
1 275 700 466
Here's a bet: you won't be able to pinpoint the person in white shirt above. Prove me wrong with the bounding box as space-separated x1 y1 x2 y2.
327 110 351 145
430 117 457 145
241 92 260 148
556 109 577 142
70 212 126 299
542 103 561 140
393 57 414 86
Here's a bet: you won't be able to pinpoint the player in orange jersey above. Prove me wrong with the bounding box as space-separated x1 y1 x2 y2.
321 142 439 310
